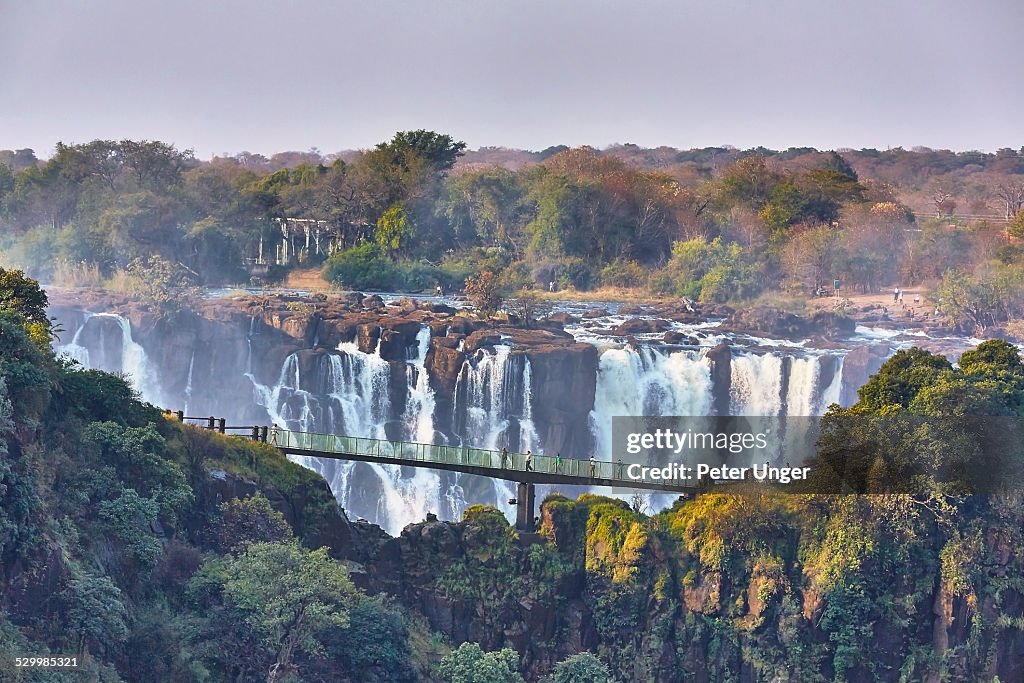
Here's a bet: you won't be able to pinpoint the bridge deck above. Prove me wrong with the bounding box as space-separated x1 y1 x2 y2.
274 430 698 494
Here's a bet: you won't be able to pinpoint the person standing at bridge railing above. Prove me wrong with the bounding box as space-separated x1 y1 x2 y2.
525 450 533 472
554 452 562 473
589 455 596 478
501 447 508 469
270 424 279 445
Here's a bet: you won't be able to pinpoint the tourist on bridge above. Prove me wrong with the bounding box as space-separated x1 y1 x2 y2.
617 459 625 478
525 450 533 472
270 424 279 445
501 447 508 469
554 452 562 472
589 455 596 478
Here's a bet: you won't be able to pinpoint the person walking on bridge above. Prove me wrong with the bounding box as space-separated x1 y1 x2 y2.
501 447 508 469
525 450 533 472
554 452 562 472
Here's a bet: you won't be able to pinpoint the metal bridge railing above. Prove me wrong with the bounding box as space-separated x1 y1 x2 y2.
274 428 692 490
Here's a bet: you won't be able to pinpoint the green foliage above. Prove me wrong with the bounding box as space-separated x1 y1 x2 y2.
376 202 416 257
543 651 613 683
652 237 761 302
0 267 50 327
115 255 201 321
211 492 294 553
319 595 419 682
194 540 357 681
438 642 524 683
60 574 129 654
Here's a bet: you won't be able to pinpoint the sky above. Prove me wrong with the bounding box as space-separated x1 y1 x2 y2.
2 0 1022 159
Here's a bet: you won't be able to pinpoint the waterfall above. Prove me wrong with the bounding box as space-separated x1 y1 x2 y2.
589 346 713 458
245 326 446 535
730 352 784 416
56 312 93 366
452 345 539 514
50 300 867 527
785 356 819 417
55 312 163 406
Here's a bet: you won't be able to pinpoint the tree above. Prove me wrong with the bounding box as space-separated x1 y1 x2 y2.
60 575 129 656
544 652 613 683
212 493 294 553
120 255 201 321
378 130 467 173
375 202 415 259
216 541 356 683
465 270 503 316
0 267 49 327
438 642 524 683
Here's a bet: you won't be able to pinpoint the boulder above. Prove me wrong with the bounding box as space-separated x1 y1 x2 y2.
611 318 671 335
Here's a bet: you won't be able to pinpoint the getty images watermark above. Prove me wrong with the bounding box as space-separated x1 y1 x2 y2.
616 417 812 487
611 415 1024 494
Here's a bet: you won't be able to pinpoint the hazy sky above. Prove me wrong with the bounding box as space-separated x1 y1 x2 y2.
2 0 1022 159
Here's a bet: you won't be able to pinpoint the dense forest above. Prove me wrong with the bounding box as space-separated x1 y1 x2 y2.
2 137 1024 336
2 269 1024 681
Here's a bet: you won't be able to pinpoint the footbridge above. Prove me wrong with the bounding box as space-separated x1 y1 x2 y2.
274 430 699 531
174 414 698 532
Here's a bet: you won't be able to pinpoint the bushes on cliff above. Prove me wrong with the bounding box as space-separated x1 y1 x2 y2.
438 642 524 683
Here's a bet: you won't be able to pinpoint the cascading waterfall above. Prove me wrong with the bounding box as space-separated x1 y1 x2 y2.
246 326 445 535
56 312 94 366
452 345 539 516
589 346 714 458
52 301 860 529
784 356 820 417
56 312 162 406
730 352 784 416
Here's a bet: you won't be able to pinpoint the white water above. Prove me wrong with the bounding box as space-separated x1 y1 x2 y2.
54 306 857 530
730 352 784 416
56 312 163 406
589 346 713 458
452 345 539 516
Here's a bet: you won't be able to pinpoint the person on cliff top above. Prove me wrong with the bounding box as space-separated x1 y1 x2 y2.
525 450 533 472
501 447 508 469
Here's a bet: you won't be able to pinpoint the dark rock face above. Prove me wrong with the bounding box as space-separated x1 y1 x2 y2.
721 307 855 340
611 318 671 335
840 344 891 406
705 342 732 416
527 343 599 457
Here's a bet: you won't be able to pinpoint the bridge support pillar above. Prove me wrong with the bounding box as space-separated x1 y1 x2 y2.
515 482 536 533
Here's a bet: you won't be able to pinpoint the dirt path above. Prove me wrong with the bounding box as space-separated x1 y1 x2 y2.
283 268 332 291
807 286 938 327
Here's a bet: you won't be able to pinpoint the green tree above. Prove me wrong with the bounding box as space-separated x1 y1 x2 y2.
120 255 201 321
544 652 614 683
212 493 294 553
375 202 415 259
0 267 49 328
60 575 129 656
216 541 356 683
438 642 524 683
378 130 467 173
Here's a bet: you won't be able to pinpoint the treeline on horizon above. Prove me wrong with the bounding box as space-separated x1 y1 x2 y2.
1 135 1023 334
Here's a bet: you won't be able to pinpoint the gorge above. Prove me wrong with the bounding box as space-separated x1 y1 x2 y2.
49 290 963 534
